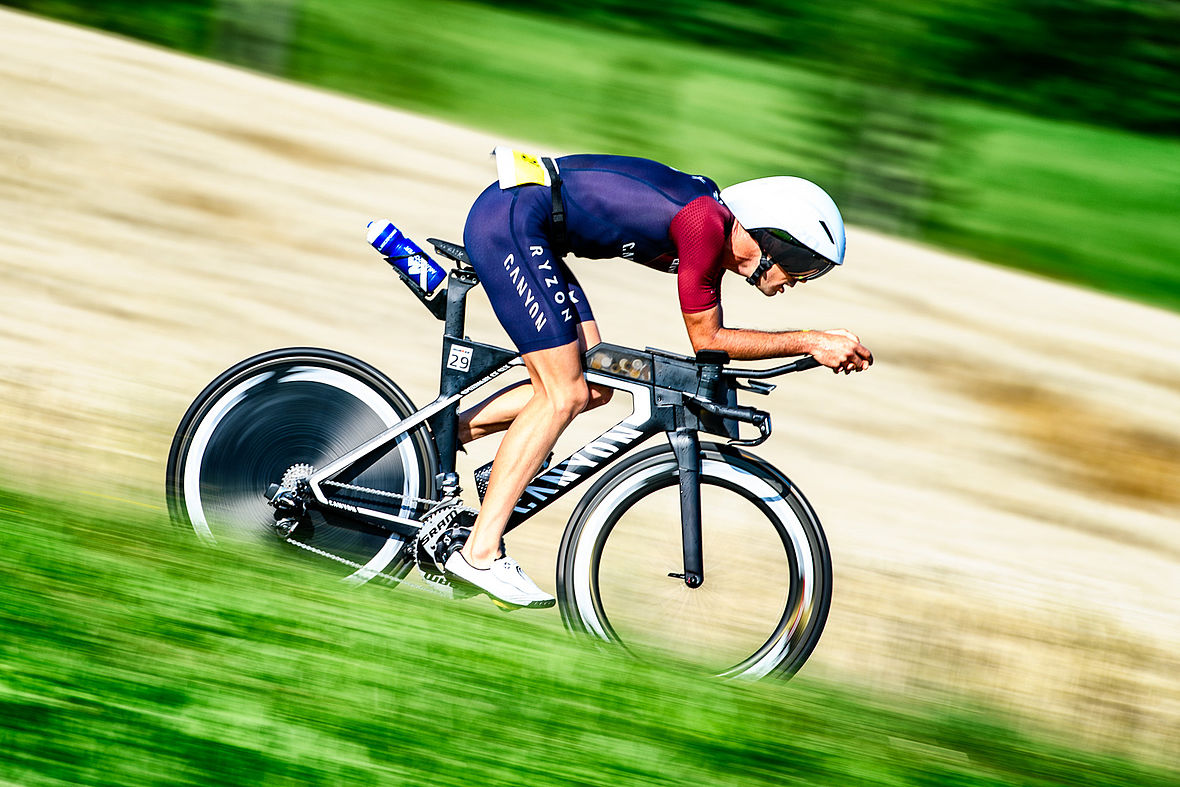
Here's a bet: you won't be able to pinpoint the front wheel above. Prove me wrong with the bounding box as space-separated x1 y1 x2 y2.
556 443 831 679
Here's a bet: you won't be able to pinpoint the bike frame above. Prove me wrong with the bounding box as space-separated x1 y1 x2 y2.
306 341 666 533
305 246 810 587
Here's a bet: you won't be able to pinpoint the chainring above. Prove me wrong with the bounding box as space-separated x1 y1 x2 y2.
414 502 478 575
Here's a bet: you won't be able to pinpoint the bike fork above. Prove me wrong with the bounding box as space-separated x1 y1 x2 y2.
667 428 704 589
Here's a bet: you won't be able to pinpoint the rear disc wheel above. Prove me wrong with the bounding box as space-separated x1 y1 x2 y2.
165 348 437 583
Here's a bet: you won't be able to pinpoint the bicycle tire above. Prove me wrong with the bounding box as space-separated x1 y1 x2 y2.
556 443 831 679
165 347 438 583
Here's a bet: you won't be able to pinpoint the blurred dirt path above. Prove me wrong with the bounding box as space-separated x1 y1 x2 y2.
2 9 1178 755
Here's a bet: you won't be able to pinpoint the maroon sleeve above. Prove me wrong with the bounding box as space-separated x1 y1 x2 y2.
669 196 731 313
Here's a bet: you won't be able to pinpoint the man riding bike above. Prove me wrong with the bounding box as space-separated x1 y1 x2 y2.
444 151 873 608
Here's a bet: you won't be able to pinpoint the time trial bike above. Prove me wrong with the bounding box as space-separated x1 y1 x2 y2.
166 236 832 679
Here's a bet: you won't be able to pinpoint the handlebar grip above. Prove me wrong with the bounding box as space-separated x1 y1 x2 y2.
721 355 822 379
793 356 822 372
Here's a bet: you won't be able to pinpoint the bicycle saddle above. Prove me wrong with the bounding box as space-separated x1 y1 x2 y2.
427 238 471 267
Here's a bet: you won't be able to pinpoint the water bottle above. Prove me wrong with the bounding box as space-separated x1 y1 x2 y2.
366 220 447 295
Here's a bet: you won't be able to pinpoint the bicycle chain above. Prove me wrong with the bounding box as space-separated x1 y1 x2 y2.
285 534 468 599
282 490 472 596
320 479 439 510
301 483 463 577
283 536 400 585
270 465 448 584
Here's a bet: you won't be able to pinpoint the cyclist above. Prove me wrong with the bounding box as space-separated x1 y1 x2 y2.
444 151 872 607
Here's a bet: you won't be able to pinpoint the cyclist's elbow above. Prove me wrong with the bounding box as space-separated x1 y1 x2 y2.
682 307 724 353
692 339 720 355
689 330 726 355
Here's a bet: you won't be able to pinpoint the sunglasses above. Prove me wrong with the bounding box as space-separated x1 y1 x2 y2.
749 228 835 282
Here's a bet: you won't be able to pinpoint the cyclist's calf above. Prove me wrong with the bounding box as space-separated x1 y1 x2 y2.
457 379 612 446
586 382 614 411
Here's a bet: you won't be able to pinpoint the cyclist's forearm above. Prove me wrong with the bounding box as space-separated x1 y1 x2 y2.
699 327 816 361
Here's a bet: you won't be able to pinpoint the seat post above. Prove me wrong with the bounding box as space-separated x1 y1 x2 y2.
431 267 482 496
443 268 479 340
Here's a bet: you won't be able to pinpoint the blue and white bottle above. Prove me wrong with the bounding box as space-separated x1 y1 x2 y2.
366 220 447 295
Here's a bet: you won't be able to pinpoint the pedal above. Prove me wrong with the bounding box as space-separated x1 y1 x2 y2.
431 524 472 568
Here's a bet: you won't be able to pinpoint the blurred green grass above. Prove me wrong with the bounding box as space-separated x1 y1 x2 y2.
5 0 1179 311
1 488 1177 786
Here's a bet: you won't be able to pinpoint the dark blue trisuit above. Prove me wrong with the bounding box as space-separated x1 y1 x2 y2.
463 154 734 354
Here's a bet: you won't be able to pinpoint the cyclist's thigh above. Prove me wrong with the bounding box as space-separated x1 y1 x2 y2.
577 319 601 351
464 184 591 355
561 261 596 326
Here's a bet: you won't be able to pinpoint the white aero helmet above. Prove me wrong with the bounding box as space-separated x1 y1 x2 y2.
720 176 846 285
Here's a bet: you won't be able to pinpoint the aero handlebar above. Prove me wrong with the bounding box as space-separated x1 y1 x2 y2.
721 355 822 380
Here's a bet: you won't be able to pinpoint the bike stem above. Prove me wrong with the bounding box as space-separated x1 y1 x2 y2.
667 427 704 589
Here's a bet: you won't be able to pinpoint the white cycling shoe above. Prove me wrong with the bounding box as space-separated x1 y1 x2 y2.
444 551 556 609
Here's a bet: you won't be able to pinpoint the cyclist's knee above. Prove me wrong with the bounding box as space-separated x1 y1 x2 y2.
548 380 590 422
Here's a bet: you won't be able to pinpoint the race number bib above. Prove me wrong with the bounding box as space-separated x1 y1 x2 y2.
493 145 553 189
447 344 473 372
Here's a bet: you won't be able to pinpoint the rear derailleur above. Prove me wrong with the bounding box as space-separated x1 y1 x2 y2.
265 463 315 539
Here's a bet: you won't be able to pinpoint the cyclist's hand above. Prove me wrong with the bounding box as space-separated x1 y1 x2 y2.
807 329 873 374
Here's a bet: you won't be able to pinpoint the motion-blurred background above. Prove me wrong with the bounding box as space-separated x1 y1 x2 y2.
8 0 1178 307
1 1 1177 784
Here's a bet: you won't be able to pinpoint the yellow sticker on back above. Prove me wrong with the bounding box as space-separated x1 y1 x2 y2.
493 145 552 189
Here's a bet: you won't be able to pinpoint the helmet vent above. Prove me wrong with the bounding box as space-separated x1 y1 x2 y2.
819 220 835 244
